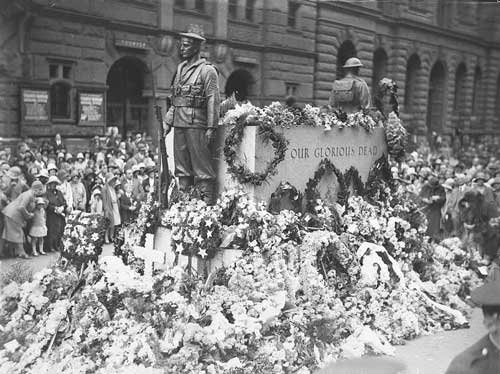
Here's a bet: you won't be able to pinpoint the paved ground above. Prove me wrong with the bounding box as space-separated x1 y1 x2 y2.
0 244 485 374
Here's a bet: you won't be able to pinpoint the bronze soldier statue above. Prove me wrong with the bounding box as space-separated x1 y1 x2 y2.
163 29 220 205
329 57 371 114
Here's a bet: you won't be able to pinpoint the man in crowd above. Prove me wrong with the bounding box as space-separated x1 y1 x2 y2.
162 27 220 204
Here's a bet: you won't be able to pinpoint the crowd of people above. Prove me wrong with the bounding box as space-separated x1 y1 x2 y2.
0 130 158 258
394 138 500 263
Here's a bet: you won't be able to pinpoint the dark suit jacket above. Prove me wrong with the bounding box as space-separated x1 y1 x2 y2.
445 334 500 374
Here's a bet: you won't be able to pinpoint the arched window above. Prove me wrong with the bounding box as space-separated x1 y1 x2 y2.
453 63 467 112
288 1 301 28
336 41 357 80
472 66 482 115
50 82 71 119
225 69 254 102
372 48 388 97
404 54 421 112
246 0 256 21
495 73 500 118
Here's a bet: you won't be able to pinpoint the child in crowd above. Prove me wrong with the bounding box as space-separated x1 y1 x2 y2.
29 197 47 256
90 187 103 215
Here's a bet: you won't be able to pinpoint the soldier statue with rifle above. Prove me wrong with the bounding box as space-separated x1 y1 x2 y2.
161 27 220 205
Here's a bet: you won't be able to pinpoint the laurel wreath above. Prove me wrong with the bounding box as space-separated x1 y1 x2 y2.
304 158 382 211
224 113 289 186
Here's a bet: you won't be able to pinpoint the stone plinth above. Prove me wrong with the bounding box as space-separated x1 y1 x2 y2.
213 125 387 203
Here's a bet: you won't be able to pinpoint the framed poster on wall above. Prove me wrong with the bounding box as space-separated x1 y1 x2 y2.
22 88 49 122
79 92 105 125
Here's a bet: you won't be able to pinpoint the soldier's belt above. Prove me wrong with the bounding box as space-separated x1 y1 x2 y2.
172 96 206 108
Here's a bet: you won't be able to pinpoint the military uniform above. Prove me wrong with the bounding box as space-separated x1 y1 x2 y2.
445 335 500 374
165 57 220 183
329 76 371 114
445 271 500 374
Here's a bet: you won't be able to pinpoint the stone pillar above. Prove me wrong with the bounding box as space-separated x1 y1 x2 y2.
390 41 408 112
444 61 457 135
415 56 431 136
462 58 475 132
483 53 500 132
159 0 174 30
214 0 228 40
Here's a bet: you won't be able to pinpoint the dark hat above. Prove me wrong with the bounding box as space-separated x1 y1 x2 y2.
471 277 500 306
473 172 488 183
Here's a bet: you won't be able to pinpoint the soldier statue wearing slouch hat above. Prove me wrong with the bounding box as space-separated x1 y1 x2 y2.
162 25 220 205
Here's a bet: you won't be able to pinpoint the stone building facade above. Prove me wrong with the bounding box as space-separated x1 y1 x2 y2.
0 0 499 143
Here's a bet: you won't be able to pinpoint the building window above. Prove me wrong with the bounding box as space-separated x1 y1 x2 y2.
245 0 256 22
453 63 467 112
50 82 71 119
472 66 482 115
409 0 427 12
49 62 73 80
288 1 300 28
228 0 238 18
285 83 298 97
194 0 205 12
174 0 185 8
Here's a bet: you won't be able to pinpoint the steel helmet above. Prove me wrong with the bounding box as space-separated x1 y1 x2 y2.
343 57 363 68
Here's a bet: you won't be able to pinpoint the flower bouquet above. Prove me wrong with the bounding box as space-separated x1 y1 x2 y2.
61 212 107 269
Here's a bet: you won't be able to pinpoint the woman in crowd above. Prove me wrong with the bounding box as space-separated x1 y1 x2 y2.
45 176 67 253
102 172 121 243
0 180 45 258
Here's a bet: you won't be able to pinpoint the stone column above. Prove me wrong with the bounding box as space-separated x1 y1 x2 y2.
159 0 174 30
462 58 475 132
214 0 228 40
483 53 500 132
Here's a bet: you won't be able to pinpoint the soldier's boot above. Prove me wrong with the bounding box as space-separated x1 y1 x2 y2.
178 176 194 192
197 179 216 205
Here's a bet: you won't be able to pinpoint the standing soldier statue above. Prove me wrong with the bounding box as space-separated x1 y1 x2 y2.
162 27 220 205
329 57 371 114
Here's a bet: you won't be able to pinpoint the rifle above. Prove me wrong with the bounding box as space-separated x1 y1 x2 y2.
151 61 170 209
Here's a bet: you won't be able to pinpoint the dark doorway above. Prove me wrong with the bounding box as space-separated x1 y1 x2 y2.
404 54 421 113
426 61 447 134
336 41 357 79
225 69 254 102
372 48 388 97
106 57 149 136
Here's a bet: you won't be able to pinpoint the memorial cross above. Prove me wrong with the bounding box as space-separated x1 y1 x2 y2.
133 233 166 278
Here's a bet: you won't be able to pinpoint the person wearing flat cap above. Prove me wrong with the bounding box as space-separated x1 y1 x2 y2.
329 57 371 114
162 25 220 205
445 275 500 374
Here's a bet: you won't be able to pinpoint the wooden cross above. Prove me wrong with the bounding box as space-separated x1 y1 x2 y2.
133 233 166 278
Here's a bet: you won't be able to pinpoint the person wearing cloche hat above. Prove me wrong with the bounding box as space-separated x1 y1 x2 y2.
29 196 48 256
445 275 500 374
70 170 87 211
74 152 87 174
102 172 121 243
46 175 67 253
420 173 446 242
90 187 104 215
0 180 45 258
473 171 495 208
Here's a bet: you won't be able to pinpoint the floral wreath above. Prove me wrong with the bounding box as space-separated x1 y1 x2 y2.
223 112 289 186
304 158 348 210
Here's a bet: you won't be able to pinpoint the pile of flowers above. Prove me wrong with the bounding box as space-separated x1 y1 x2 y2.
0 187 483 374
61 212 108 269
223 102 380 133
